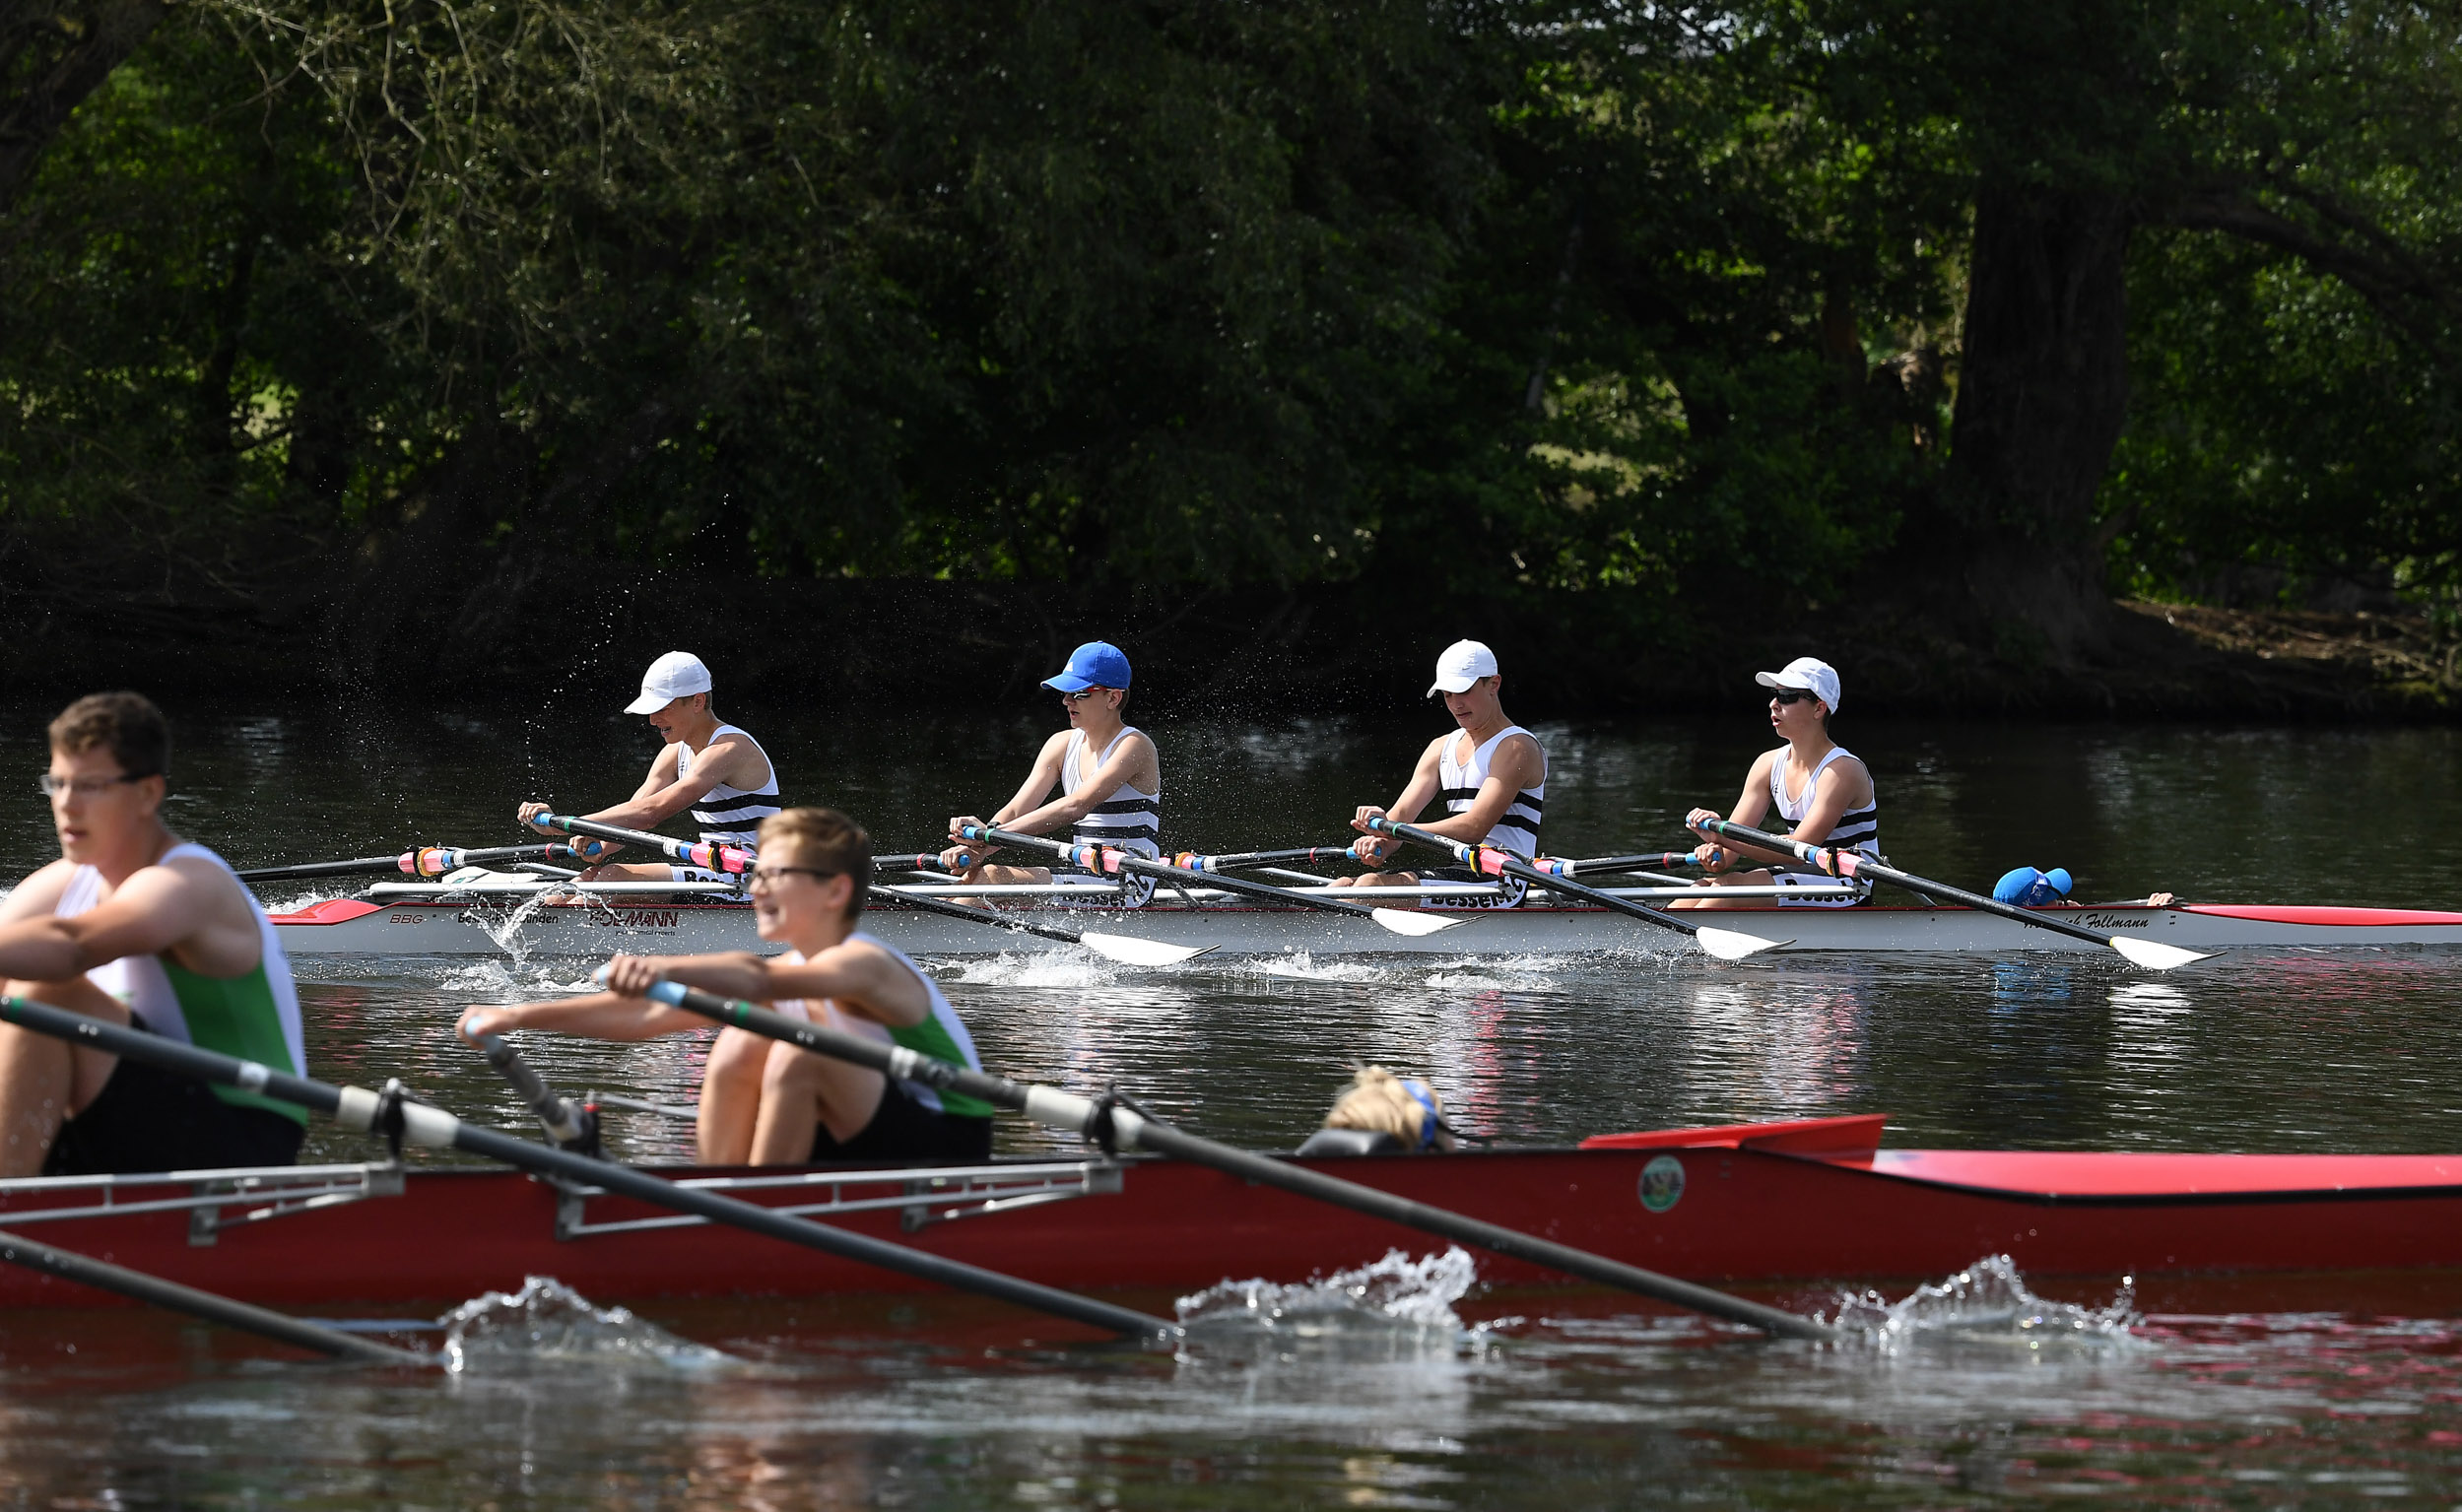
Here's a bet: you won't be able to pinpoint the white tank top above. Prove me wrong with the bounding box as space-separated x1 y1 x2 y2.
763 935 988 1116
56 842 307 1085
1769 745 1880 856
676 723 784 847
1438 725 1547 858
1062 727 1161 860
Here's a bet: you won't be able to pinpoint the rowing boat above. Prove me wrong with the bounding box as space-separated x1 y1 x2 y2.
1 1114 2455 1311
269 886 2462 958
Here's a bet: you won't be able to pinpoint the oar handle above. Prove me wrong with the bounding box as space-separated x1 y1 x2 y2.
1365 818 1717 939
0 995 1168 1340
638 981 1831 1341
527 811 756 876
478 1034 594 1150
1689 818 1856 877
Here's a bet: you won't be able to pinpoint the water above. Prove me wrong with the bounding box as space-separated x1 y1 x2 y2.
0 700 2459 1505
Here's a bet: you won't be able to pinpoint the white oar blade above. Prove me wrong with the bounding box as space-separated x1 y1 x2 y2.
1079 933 1218 967
2109 937 2219 972
1369 907 1463 938
1694 927 1792 961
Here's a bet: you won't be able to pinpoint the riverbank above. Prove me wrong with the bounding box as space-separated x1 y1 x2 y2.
2 563 2450 719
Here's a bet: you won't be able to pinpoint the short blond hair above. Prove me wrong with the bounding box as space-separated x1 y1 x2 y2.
1324 1066 1445 1150
758 808 872 921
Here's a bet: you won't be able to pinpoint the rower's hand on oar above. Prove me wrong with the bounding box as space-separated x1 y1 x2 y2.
599 953 667 998
1684 807 1722 833
456 1007 513 1045
939 844 982 872
1691 842 1732 874
518 801 556 834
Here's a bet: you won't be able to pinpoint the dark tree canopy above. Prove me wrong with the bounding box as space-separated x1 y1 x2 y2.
1 0 2456 691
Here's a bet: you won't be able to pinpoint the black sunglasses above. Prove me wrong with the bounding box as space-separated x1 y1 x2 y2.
1769 688 1819 705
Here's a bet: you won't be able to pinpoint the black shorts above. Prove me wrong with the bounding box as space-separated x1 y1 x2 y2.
45 1042 305 1176
809 1077 994 1164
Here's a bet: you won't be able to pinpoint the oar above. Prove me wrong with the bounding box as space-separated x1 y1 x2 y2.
1690 818 2217 971
1166 846 1362 874
1546 851 1710 878
876 887 1217 967
0 997 1170 1341
633 979 1836 1343
1364 819 1789 961
522 812 754 877
236 844 589 883
957 825 1463 939
0 1227 433 1366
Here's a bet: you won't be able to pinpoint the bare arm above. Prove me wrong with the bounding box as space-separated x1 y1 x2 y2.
587 732 767 830
1407 734 1544 848
1784 756 1872 848
1688 753 1789 871
601 942 931 1028
947 732 1071 855
0 861 75 927
458 992 706 1044
1349 736 1448 862
1005 730 1155 833
0 856 258 981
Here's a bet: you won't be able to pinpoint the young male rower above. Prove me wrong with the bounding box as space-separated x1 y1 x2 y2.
1675 657 1876 909
1332 639 1548 908
0 693 308 1176
939 640 1164 907
462 808 993 1165
516 651 786 883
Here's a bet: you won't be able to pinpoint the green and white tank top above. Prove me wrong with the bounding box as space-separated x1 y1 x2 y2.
769 935 992 1119
57 842 308 1126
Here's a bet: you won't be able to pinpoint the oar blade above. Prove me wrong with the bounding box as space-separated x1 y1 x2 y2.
1693 926 1793 961
1078 932 1218 967
1369 907 1463 938
2108 936 2219 972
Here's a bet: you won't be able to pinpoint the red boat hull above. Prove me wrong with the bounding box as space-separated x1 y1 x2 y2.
3 1118 2460 1315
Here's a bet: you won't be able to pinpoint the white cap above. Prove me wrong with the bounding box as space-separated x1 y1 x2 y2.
1756 656 1841 713
626 651 713 714
1427 639 1500 697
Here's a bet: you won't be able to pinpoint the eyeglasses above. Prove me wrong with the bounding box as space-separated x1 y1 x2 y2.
1058 689 1100 702
36 773 153 798
1769 689 1818 706
747 865 839 887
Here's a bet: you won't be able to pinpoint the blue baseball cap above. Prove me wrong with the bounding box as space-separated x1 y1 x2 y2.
1041 641 1132 692
1992 867 2074 907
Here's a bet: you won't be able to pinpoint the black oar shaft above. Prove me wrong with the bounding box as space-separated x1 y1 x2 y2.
1169 846 1359 873
964 826 1386 920
1366 819 1705 937
1694 820 2114 949
527 813 752 874
876 886 1096 947
236 845 582 883
0 998 1167 1341
649 985 1833 1343
0 1227 433 1366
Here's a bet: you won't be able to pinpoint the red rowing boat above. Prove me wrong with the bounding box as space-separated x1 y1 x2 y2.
1 1115 2455 1315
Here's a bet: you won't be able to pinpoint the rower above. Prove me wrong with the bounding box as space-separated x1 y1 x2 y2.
0 693 307 1176
1332 639 1548 908
1296 1067 1459 1155
517 651 785 883
940 641 1164 908
1675 657 1875 909
462 808 993 1166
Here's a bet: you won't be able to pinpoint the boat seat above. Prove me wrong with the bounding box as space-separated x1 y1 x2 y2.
1295 1128 1407 1157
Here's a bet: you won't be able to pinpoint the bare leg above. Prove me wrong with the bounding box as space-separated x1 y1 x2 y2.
696 1025 772 1164
749 1049 886 1166
1326 871 1423 906
950 862 1050 909
1668 868 1777 910
0 977 131 1177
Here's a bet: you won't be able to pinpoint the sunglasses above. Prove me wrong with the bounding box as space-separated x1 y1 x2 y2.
36 772 153 798
1769 689 1819 706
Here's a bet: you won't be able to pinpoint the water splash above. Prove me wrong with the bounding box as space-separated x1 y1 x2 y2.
1174 1248 1486 1360
1824 1254 2144 1353
937 952 1121 988
438 1276 736 1374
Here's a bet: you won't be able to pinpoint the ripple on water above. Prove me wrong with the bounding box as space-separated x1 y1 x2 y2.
438 1275 741 1375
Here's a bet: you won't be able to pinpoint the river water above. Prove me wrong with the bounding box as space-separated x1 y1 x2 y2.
0 700 2459 1507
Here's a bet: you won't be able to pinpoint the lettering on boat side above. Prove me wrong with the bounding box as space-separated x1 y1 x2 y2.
585 910 682 929
388 913 422 925
1638 1154 1686 1214
2082 914 2150 929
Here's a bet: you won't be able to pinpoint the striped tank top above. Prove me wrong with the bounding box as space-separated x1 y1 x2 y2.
1770 745 1879 855
677 723 784 847
1439 725 1547 858
768 937 993 1118
1064 727 1161 859
58 842 309 1126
